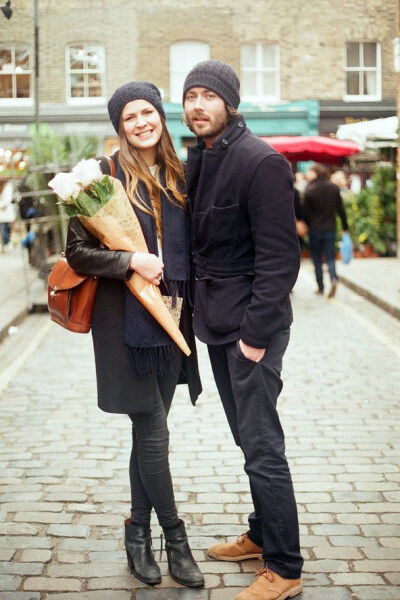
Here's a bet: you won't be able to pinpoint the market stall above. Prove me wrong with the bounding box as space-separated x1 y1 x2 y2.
262 135 360 163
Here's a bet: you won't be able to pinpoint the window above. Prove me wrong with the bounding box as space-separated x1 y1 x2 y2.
170 42 210 103
241 43 280 102
345 42 381 100
67 44 105 102
0 45 31 102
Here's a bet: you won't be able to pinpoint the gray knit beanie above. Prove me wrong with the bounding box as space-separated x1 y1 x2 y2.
108 81 166 133
182 60 240 108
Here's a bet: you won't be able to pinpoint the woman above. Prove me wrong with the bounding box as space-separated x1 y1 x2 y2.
66 82 204 588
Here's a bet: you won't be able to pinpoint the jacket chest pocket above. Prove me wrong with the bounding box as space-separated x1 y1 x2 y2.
208 203 239 246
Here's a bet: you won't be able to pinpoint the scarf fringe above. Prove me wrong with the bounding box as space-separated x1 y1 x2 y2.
126 344 177 379
163 279 185 308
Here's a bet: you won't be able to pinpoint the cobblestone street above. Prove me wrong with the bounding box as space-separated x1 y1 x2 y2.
0 263 399 600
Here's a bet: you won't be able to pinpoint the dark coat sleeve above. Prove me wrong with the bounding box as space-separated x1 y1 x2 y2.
293 188 303 221
303 189 311 226
66 216 133 280
240 154 300 348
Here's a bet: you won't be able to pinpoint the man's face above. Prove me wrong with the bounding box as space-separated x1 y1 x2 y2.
184 87 228 145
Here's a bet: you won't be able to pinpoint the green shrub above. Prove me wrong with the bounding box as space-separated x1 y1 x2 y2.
26 123 99 193
343 164 397 256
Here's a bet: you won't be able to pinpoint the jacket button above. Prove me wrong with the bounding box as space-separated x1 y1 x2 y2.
222 138 228 146
238 122 244 128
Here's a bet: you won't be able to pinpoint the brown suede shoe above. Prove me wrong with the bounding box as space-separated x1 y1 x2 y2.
235 568 302 600
207 533 263 561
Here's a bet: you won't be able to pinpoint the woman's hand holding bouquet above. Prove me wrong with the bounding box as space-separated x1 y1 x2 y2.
130 253 164 286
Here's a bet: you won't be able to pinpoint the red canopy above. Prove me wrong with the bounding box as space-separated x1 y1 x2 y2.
261 136 360 163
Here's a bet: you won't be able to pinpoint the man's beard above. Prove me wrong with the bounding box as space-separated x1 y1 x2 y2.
187 112 228 140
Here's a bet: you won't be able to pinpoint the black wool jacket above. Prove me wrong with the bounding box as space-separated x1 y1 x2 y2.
186 116 301 349
304 176 349 232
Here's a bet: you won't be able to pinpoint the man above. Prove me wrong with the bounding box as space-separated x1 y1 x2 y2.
304 163 348 297
183 59 303 600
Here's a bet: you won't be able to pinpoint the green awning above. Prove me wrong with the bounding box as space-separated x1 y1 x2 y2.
164 99 319 158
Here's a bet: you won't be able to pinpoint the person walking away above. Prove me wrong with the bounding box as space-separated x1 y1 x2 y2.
304 163 348 297
66 81 204 588
183 59 303 600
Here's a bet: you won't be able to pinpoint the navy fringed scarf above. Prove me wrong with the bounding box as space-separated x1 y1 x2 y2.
116 165 190 378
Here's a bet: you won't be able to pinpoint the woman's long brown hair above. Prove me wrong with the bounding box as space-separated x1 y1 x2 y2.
118 117 186 240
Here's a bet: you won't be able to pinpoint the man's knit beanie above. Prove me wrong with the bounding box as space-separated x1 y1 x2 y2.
182 60 240 109
108 81 166 134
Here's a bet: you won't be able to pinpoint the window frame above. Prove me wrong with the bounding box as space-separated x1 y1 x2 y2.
0 44 32 105
344 41 381 102
240 42 280 103
66 43 106 104
169 41 210 103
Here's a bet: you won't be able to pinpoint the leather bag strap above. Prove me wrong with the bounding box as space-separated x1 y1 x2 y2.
105 155 116 177
97 154 117 177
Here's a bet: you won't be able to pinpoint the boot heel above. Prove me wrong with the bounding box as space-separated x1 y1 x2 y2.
124 519 161 585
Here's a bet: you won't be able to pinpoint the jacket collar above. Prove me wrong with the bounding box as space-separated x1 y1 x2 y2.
194 115 247 151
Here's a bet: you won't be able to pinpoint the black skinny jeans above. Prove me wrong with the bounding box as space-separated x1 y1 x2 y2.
128 352 182 528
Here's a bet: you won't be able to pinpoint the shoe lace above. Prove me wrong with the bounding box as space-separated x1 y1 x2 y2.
255 567 275 582
237 533 248 544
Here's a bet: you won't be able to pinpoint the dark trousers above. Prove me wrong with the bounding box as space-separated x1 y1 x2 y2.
208 330 303 579
309 230 337 292
128 352 182 528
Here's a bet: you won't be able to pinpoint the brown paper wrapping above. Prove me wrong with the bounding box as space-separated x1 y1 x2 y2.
79 178 191 356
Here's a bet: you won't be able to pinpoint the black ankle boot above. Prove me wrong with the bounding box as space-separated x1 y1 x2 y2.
124 519 161 585
163 519 205 587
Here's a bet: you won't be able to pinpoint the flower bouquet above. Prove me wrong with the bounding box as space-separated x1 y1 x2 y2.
49 159 191 356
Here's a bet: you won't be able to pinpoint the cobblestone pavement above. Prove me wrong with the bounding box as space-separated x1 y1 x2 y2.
0 265 399 600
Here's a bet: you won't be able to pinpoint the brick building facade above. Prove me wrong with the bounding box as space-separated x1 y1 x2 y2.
0 0 396 155
135 0 395 102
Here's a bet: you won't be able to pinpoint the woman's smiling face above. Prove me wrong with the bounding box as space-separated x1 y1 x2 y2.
121 99 163 157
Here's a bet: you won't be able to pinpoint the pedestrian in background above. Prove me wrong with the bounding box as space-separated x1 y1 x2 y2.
0 180 16 252
330 169 349 195
66 81 204 589
183 59 303 600
304 163 348 297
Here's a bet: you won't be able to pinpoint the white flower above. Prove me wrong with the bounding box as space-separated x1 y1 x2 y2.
72 158 103 188
48 172 81 203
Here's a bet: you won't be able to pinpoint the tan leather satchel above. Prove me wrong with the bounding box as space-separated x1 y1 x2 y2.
47 253 98 333
47 154 116 333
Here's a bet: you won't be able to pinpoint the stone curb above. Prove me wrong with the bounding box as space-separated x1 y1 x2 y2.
338 275 400 321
